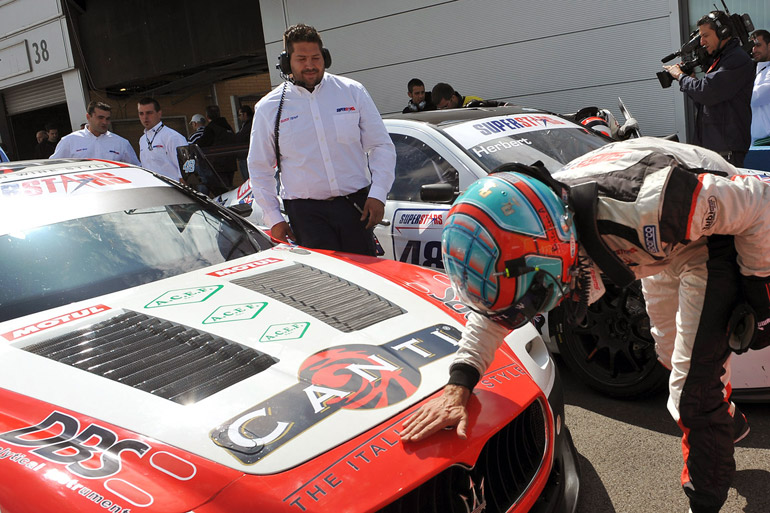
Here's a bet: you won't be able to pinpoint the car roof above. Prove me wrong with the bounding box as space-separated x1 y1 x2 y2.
382 105 559 128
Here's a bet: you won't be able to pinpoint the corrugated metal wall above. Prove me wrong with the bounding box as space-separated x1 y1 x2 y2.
4 75 66 115
259 0 686 138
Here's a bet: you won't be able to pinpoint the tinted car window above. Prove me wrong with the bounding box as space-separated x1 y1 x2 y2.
1 201 268 322
388 134 458 201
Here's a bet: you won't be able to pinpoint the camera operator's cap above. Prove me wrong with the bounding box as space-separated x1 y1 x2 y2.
190 114 205 124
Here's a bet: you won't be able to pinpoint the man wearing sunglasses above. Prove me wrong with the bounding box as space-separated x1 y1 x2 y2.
401 137 770 513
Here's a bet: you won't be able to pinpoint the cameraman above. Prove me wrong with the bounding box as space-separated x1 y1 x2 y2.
664 11 754 166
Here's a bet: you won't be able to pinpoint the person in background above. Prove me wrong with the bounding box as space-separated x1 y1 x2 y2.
34 123 59 159
36 130 47 144
750 29 770 145
137 97 188 182
663 11 754 165
235 105 254 143
402 78 435 113
188 114 206 144
431 82 507 109
248 23 395 255
51 102 139 165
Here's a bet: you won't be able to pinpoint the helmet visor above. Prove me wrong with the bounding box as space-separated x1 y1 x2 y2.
488 271 556 330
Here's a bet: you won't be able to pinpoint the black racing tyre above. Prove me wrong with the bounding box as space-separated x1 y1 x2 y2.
549 280 669 398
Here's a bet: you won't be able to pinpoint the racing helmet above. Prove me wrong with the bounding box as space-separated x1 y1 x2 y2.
573 106 617 139
442 172 578 329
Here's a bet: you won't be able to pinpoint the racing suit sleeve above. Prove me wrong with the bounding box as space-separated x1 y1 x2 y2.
355 85 395 204
687 173 770 277
449 311 510 389
247 98 284 229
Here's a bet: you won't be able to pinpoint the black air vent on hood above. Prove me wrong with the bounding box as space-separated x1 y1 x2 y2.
23 310 277 404
231 263 406 332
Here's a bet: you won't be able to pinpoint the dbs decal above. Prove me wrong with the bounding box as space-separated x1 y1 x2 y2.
211 324 461 464
299 346 420 410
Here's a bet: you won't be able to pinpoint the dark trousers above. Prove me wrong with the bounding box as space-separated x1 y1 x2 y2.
283 187 376 256
719 151 746 167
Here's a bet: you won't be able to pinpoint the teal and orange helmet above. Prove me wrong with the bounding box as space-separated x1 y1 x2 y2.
442 171 578 329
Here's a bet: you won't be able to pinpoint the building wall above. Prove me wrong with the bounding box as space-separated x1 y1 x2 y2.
259 0 688 139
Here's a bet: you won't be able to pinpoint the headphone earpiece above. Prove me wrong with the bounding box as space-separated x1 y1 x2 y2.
708 11 732 40
276 48 332 76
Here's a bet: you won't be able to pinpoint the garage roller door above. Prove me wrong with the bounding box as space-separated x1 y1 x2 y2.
3 74 65 115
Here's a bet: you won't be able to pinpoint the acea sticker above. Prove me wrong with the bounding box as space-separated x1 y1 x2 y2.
145 285 222 308
260 322 310 342
203 302 267 324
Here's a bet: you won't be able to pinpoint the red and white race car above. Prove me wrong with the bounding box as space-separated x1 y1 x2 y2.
0 159 579 512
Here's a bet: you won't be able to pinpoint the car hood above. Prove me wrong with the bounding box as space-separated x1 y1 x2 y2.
0 246 509 476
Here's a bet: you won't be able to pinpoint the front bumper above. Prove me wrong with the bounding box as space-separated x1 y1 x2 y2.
531 366 581 513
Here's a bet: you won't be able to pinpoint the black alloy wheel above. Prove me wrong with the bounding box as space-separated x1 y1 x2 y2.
549 280 669 398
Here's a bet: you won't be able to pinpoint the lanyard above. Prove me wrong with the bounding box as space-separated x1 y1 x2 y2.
145 124 164 151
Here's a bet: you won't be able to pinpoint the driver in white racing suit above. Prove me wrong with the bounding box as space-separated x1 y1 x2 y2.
401 137 770 513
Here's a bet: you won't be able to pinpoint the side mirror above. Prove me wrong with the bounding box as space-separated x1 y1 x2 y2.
420 183 457 203
228 202 253 217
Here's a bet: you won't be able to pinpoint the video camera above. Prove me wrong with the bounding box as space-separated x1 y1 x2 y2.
657 0 754 88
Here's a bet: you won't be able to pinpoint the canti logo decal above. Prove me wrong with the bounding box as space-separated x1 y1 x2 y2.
145 285 222 308
211 324 462 464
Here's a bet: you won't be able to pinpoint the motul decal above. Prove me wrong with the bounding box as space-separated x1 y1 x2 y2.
2 305 110 341
211 324 462 464
206 257 282 277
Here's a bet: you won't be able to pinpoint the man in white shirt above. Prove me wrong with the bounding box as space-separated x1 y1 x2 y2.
248 23 395 256
138 98 188 181
51 101 140 165
751 30 770 144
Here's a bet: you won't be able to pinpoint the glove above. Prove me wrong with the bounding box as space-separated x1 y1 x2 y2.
726 302 756 354
741 275 770 351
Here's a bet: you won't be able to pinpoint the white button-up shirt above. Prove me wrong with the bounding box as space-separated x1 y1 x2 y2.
752 62 770 143
248 73 396 228
51 128 140 165
139 122 188 181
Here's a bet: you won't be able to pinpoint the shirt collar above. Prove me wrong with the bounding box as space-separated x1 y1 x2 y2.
289 72 329 96
144 121 163 135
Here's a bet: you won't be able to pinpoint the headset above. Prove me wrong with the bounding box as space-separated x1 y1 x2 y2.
276 47 332 75
707 11 733 40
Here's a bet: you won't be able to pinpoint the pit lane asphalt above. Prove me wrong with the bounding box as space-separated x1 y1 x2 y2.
559 356 770 513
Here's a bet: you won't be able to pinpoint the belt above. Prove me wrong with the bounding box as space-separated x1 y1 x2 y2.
287 185 370 202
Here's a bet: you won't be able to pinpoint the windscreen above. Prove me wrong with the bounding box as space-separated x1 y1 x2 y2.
1 201 269 322
443 113 607 172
